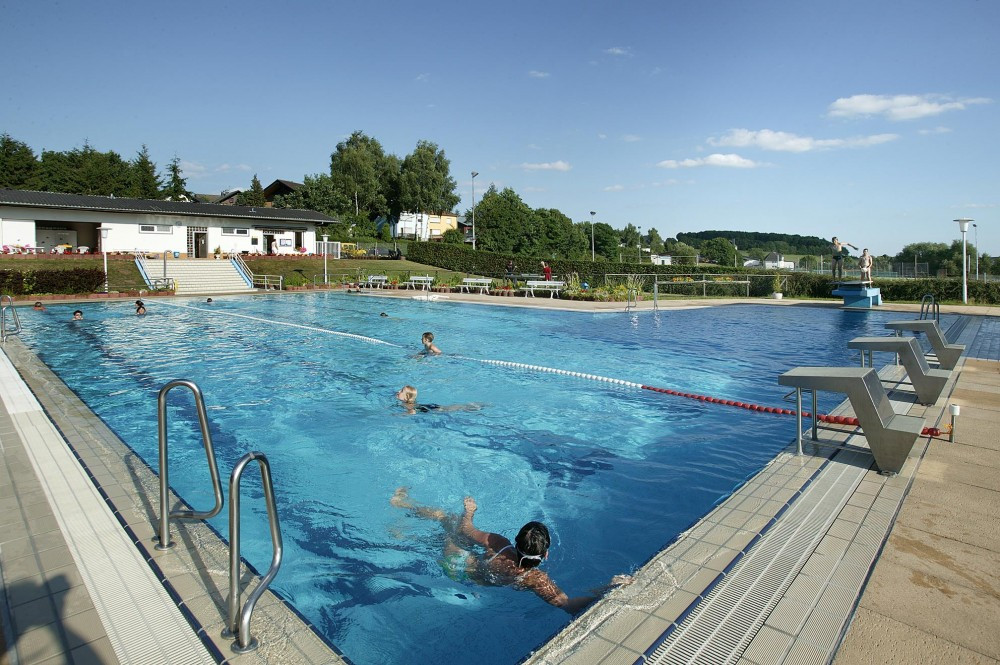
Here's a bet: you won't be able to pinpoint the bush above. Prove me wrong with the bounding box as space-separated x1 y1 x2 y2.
0 268 106 295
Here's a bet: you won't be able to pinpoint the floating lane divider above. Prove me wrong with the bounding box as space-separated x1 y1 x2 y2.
459 355 943 437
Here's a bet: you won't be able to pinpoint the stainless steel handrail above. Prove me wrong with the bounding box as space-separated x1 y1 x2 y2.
625 288 638 312
155 380 224 550
222 451 283 654
1 295 22 342
919 294 940 322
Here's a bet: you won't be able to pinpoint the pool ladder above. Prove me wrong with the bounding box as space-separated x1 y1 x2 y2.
625 288 639 312
155 379 283 653
919 294 940 322
1 295 22 342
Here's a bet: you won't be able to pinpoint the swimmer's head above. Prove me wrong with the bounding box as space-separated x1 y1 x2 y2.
514 521 550 569
422 332 434 344
396 385 417 403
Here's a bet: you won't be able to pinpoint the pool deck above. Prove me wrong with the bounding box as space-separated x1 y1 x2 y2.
1 293 998 664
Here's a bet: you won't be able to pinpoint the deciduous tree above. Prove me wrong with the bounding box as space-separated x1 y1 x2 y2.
398 140 459 215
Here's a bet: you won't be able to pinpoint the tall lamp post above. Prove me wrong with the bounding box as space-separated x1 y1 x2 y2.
99 226 110 293
589 211 596 261
955 218 972 304
973 223 979 281
470 171 478 250
322 234 329 285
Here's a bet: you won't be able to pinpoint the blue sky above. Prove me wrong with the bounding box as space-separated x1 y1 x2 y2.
3 0 997 257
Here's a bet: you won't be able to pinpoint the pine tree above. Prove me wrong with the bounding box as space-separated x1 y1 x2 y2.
126 145 163 199
0 133 39 189
236 174 266 207
161 156 192 201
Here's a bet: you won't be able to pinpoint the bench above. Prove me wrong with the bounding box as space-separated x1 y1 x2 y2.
460 277 493 294
884 320 964 370
523 280 564 298
778 367 925 475
404 275 434 290
363 275 388 289
847 336 951 405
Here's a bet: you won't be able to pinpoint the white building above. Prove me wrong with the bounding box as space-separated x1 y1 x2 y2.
0 189 335 257
394 211 458 241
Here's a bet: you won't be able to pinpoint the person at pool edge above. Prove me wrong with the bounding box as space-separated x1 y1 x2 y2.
830 237 857 281
421 331 441 355
390 488 632 613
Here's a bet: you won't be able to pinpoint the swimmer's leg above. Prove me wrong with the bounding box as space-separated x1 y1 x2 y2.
390 487 448 521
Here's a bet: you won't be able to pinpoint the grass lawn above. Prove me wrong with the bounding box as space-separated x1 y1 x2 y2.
0 255 466 293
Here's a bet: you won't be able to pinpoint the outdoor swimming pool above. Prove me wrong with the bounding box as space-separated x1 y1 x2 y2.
17 295 952 665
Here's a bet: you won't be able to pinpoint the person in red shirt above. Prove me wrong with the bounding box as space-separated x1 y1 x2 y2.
541 261 552 281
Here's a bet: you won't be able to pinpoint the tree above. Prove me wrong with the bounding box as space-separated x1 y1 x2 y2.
592 222 619 260
329 131 398 220
647 228 665 255
700 237 737 266
236 174 266 207
441 228 465 244
273 173 347 216
398 140 459 215
467 185 532 254
126 145 162 199
663 240 698 265
0 133 38 189
161 156 193 200
798 255 818 270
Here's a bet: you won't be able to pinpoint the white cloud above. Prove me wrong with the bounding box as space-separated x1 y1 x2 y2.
181 161 251 180
708 128 898 152
521 160 571 172
622 134 641 143
527 143 541 150
828 94 991 121
415 73 430 83
657 153 761 169
528 70 550 78
604 46 633 57
597 133 607 140
918 126 952 135
604 184 625 192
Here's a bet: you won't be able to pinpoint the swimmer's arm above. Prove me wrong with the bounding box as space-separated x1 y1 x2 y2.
533 573 634 614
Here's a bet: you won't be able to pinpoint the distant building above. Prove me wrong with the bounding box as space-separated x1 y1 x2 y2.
262 180 303 206
650 254 673 265
394 211 458 241
763 252 795 270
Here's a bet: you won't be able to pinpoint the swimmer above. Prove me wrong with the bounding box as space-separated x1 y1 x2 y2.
380 312 389 317
390 489 632 613
32 301 46 311
206 297 213 304
135 300 146 315
72 310 83 320
395 385 482 415
421 332 441 355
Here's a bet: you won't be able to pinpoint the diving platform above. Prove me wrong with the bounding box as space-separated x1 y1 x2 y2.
832 280 881 309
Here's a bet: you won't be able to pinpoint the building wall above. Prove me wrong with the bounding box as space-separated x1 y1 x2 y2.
396 211 458 240
1 205 316 256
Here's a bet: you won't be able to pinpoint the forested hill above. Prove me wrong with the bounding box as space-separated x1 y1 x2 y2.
676 230 830 255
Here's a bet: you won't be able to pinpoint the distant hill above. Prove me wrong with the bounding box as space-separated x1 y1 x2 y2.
676 230 830 255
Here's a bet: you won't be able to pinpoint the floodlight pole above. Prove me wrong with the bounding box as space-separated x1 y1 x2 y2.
471 172 478 250
973 223 979 281
322 234 329 285
955 218 972 304
99 226 110 293
589 211 596 261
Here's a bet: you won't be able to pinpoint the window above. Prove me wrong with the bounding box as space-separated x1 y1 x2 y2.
222 227 249 236
139 225 172 234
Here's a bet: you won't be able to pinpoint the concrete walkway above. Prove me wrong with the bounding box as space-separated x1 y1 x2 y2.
833 357 1000 665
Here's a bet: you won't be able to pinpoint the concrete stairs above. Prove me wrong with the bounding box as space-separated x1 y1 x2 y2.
153 259 255 295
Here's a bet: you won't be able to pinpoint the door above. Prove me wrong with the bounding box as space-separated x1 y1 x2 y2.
195 232 208 258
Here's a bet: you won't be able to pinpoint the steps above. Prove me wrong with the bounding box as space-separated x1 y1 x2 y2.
154 259 255 295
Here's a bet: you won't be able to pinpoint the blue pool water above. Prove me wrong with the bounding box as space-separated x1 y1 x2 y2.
17 296 952 665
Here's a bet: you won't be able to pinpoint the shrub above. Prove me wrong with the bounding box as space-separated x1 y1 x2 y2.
0 268 106 295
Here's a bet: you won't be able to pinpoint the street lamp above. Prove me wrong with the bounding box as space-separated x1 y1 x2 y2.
322 234 329 285
955 218 972 304
973 223 979 281
99 226 110 293
471 172 478 251
589 211 596 261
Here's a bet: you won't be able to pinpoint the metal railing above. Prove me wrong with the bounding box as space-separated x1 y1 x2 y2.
919 294 940 322
625 288 638 312
134 252 176 291
232 253 283 290
1 295 22 342
155 380 224 550
222 451 283 653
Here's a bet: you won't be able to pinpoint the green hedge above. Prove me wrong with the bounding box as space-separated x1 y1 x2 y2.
406 242 1000 304
0 268 106 295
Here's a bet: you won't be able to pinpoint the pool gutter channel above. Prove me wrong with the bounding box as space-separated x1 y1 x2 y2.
524 357 962 665
1 337 346 665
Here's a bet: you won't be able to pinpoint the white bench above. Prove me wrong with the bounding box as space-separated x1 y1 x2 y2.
404 275 434 290
884 320 964 370
460 277 493 294
364 275 388 289
523 280 564 298
778 367 925 475
847 336 951 405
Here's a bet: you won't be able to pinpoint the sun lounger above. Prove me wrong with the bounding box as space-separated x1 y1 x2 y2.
778 367 925 475
847 336 951 405
884 320 964 370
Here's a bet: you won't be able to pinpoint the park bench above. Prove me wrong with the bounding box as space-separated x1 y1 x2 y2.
460 277 493 294
847 336 951 405
404 275 434 290
523 280 564 298
778 366 925 475
884 320 964 370
363 275 388 289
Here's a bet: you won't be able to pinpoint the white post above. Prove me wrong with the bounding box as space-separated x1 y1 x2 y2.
973 223 979 281
99 227 110 293
955 218 972 304
322 234 329 285
589 211 596 261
